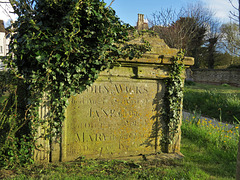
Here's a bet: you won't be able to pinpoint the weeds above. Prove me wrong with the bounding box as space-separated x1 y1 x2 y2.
183 116 238 152
0 72 34 168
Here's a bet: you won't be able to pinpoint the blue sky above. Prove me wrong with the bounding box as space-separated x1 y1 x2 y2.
104 0 235 26
0 0 237 26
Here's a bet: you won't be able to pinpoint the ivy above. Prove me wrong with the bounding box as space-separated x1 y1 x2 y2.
3 0 150 165
162 50 185 151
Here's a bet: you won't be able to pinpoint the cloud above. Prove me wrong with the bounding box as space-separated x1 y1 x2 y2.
202 0 236 22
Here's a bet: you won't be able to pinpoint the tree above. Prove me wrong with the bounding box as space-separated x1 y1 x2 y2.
203 19 221 69
220 23 240 59
149 2 219 68
3 0 150 164
205 37 218 69
229 0 240 31
175 17 206 67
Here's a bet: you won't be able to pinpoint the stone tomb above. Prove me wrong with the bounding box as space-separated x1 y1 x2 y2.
34 34 194 162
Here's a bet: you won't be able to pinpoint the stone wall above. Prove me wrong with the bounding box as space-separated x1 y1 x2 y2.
191 69 240 87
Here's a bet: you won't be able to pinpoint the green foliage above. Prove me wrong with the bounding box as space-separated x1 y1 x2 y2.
227 64 240 69
185 80 196 86
205 52 240 69
162 50 185 149
0 78 34 168
220 23 240 57
3 0 150 166
0 71 15 98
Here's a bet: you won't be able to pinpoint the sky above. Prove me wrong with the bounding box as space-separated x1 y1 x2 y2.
104 0 236 26
0 0 238 27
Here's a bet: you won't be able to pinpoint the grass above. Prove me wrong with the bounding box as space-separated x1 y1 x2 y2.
0 116 238 180
184 82 240 123
182 116 238 178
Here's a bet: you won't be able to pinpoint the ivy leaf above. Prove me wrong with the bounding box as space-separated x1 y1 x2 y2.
53 54 61 61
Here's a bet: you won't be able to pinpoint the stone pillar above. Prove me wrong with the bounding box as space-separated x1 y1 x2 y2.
34 100 50 163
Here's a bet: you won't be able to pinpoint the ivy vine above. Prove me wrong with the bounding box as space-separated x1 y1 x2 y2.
3 0 150 165
163 50 185 151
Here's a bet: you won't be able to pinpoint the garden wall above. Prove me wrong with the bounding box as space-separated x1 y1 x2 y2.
190 69 240 87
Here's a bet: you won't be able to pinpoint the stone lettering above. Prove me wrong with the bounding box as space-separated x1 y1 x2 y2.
76 133 81 142
84 84 149 95
89 134 94 142
119 142 129 150
89 108 139 118
76 133 108 142
96 133 106 141
71 98 96 105
87 85 111 94
114 84 123 93
89 108 100 117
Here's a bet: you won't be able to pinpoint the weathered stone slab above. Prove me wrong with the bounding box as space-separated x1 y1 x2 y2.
62 76 164 161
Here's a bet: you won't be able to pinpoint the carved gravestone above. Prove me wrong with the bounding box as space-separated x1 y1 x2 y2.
34 34 194 162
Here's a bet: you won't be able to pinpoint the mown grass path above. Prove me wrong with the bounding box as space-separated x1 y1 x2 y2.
183 111 235 130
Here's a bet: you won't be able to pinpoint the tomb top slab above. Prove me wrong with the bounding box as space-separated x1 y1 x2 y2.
119 34 194 66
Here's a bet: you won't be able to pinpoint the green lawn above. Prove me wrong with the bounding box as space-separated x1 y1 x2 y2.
184 82 240 94
184 82 240 123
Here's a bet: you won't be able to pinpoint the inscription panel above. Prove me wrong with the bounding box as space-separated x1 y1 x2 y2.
64 80 164 161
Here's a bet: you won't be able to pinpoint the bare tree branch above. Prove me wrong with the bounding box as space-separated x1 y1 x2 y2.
0 2 12 21
229 15 239 22
228 0 240 32
108 0 115 8
230 11 238 18
229 0 239 11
